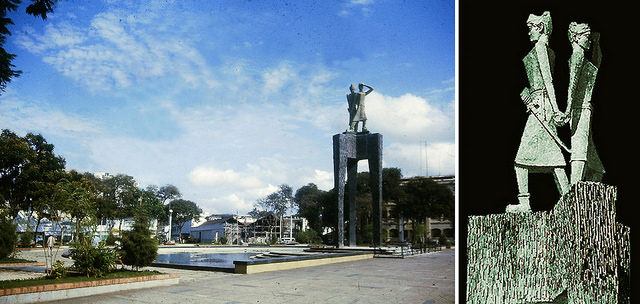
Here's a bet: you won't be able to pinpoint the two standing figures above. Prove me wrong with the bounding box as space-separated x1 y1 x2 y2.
508 12 605 213
346 83 374 133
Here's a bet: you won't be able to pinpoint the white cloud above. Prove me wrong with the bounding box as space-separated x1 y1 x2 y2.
262 62 295 95
365 92 453 143
16 9 217 92
386 142 455 177
188 166 262 189
338 0 375 17
307 169 334 191
0 96 99 137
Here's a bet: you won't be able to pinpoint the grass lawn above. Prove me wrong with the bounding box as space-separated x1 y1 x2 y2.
0 269 163 289
0 257 37 264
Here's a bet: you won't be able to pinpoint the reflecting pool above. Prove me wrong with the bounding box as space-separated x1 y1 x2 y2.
155 252 255 268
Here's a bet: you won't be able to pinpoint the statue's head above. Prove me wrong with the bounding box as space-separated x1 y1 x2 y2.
350 84 357 93
568 22 591 50
527 11 552 42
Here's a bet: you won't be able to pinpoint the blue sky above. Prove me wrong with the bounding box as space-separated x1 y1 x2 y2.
1 0 454 215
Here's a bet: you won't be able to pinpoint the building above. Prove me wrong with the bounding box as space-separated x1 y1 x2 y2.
186 213 309 244
14 211 157 243
382 175 455 244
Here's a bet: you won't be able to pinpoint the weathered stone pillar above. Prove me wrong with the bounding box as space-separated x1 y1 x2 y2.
333 132 383 248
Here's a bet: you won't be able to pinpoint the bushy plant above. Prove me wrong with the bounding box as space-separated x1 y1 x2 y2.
120 219 158 270
296 229 320 244
0 219 17 259
69 236 116 277
19 232 33 247
46 260 67 279
219 236 228 245
105 233 119 246
439 234 451 248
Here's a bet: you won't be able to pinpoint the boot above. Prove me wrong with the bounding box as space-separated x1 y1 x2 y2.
506 193 531 213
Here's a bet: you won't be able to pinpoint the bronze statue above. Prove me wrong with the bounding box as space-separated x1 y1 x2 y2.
565 22 605 185
346 83 374 133
508 11 570 213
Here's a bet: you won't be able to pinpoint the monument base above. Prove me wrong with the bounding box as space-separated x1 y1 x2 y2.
467 182 631 304
333 132 383 248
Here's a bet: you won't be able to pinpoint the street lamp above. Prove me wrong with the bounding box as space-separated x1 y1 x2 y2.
168 209 173 244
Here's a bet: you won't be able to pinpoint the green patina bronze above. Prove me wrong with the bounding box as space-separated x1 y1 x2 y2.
566 22 605 186
346 83 374 133
509 11 569 213
468 11 631 304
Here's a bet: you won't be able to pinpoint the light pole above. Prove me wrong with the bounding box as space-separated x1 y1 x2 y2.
168 209 173 244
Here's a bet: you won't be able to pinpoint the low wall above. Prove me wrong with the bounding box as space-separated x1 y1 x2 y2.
467 182 630 304
0 274 179 304
234 252 374 274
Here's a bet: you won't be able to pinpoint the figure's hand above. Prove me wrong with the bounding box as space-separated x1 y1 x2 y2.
520 91 532 105
552 112 568 126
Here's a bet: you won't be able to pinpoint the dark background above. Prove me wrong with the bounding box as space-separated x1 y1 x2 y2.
459 1 637 301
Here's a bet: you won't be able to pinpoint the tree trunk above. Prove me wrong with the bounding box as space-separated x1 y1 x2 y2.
34 217 42 243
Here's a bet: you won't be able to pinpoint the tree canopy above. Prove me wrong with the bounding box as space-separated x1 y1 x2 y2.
165 199 202 237
255 184 294 218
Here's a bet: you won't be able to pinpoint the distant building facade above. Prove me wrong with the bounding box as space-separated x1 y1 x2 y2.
186 213 309 244
382 175 455 244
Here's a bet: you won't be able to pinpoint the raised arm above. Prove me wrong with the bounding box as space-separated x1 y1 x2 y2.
359 83 374 95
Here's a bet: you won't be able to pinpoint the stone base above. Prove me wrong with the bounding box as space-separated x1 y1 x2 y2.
466 182 631 304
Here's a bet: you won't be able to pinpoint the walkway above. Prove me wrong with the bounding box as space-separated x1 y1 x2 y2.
38 248 454 304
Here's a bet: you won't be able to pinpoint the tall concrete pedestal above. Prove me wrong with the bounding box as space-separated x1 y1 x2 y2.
333 132 383 248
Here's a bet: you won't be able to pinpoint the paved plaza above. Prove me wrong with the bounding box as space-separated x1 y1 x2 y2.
11 248 454 304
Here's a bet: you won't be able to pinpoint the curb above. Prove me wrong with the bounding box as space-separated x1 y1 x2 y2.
0 273 179 299
0 263 45 267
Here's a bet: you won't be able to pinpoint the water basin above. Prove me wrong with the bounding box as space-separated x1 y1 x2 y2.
154 252 255 269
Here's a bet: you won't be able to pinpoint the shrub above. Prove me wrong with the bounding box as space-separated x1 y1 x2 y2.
439 234 451 248
120 220 158 270
219 236 228 245
69 236 116 277
19 232 33 247
46 260 67 279
0 219 17 259
296 229 320 244
105 233 119 246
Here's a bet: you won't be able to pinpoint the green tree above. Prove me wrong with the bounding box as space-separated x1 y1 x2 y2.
318 188 337 244
165 199 202 242
0 130 40 219
294 183 325 234
148 184 181 226
1 0 56 93
136 188 164 220
398 177 454 243
254 184 294 240
148 184 181 205
120 217 158 270
101 174 138 234
0 217 17 259
56 171 97 241
0 130 65 245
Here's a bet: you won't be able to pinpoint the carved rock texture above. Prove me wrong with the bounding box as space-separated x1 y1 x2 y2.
467 182 631 303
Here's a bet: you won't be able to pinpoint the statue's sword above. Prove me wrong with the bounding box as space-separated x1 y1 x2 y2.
520 88 572 153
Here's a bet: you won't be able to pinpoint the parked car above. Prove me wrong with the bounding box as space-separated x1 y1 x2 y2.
279 237 297 245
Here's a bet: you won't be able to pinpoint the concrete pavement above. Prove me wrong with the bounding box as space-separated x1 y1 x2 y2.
37 248 454 304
